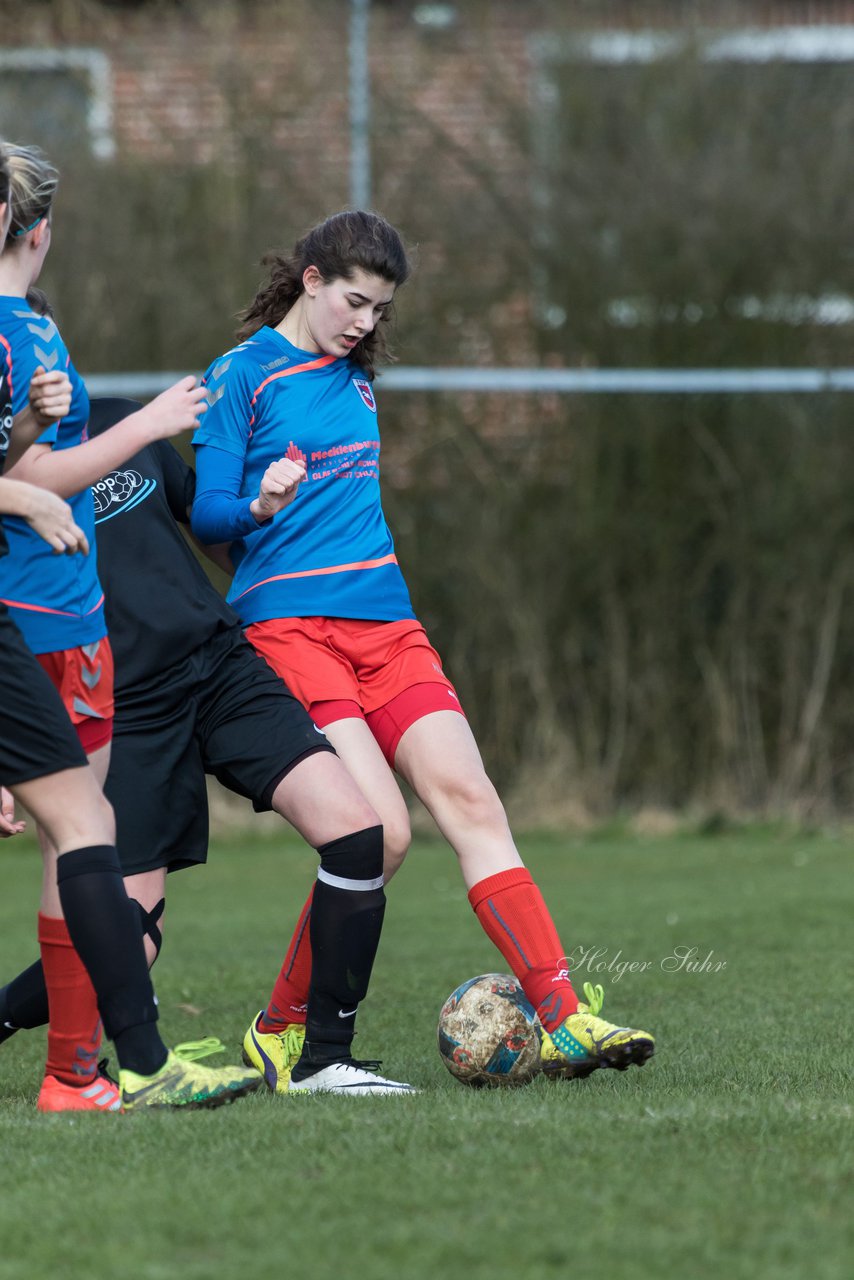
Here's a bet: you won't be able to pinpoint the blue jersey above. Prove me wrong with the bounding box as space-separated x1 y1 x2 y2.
0 297 105 653
0 335 12 557
192 327 415 625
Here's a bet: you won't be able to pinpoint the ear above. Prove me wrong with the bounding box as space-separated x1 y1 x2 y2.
302 265 324 296
30 218 49 249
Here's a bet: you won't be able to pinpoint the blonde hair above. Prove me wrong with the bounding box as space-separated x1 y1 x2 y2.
4 143 58 243
0 143 9 207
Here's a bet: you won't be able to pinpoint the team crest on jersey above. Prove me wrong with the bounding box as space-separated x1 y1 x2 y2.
352 377 377 412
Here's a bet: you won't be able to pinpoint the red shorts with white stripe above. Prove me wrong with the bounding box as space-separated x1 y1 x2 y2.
246 617 465 765
36 638 115 754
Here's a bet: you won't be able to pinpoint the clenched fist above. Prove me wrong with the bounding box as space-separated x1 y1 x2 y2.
250 453 307 523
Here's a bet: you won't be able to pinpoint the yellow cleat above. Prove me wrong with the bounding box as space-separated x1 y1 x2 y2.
242 1012 306 1094
120 1050 261 1111
540 982 655 1080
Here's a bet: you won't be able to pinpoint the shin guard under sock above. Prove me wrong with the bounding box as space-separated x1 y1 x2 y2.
468 867 579 1030
293 826 385 1078
56 845 166 1076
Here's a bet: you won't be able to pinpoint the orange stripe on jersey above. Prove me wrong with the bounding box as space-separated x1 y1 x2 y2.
233 554 399 602
247 354 338 430
0 593 105 618
251 355 338 404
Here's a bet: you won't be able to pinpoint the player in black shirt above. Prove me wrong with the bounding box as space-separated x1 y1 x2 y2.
0 397 415 1095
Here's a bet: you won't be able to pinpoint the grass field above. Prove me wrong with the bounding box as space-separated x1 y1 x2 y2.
0 825 851 1280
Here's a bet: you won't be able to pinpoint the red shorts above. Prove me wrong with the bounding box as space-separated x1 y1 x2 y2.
246 617 465 765
36 638 115 754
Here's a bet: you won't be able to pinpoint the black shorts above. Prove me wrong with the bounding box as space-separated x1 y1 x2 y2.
0 603 88 784
105 625 334 876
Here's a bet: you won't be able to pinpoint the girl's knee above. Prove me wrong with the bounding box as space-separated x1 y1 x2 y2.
441 772 506 833
382 813 411 883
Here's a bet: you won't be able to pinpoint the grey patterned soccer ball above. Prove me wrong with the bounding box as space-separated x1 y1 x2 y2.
437 973 542 1087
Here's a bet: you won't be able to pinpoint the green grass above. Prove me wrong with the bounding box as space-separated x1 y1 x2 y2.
1 827 851 1280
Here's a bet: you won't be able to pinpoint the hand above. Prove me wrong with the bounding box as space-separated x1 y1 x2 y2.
250 453 307 522
23 485 90 555
28 367 72 427
142 376 209 440
0 788 26 837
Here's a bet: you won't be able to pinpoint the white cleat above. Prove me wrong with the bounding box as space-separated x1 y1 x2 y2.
288 1060 418 1095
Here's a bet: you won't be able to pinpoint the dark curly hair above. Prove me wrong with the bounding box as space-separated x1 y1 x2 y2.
236 210 410 380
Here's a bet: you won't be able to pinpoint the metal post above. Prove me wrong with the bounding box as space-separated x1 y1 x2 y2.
349 0 371 209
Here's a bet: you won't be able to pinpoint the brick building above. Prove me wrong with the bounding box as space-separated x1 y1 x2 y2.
2 0 853 206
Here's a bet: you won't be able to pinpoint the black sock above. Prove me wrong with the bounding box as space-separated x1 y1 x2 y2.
292 826 386 1081
0 961 49 1041
56 846 167 1077
0 895 163 1048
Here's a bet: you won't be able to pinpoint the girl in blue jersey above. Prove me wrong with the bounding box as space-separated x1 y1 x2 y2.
192 210 655 1086
0 146 209 753
0 141 260 1112
0 149 84 563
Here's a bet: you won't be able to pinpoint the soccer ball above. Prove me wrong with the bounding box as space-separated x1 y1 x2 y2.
437 973 542 1087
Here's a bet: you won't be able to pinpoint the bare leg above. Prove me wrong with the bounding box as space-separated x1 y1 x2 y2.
269 749 380 847
11 765 114 857
306 719 412 882
393 710 524 889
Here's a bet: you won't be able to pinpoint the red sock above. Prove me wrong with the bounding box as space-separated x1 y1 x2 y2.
468 868 578 1031
38 913 103 1086
258 887 314 1032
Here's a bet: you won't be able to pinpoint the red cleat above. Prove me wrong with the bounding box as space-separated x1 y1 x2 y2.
37 1072 123 1113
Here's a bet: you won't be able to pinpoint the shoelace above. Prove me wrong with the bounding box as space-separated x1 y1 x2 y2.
326 1058 382 1073
580 982 605 1017
97 1056 119 1086
273 1024 303 1064
173 1036 227 1062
